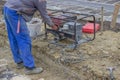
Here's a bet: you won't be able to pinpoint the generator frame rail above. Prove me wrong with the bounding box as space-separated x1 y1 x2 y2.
44 9 96 49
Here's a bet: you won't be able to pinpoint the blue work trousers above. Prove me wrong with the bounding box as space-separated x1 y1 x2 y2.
3 6 35 68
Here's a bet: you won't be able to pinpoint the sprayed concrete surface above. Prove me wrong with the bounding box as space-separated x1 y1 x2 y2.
47 0 120 23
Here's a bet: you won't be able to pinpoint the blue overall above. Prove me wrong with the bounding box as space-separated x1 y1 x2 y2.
4 6 35 68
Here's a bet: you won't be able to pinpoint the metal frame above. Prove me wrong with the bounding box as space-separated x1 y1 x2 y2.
44 9 96 49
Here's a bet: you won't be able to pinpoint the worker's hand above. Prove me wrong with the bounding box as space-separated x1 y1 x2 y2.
51 25 58 30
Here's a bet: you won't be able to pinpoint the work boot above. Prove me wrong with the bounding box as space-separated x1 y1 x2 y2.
25 67 43 75
16 62 24 69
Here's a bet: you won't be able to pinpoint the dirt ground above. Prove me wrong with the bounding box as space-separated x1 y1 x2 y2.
0 1 120 80
31 30 120 80
1 25 120 80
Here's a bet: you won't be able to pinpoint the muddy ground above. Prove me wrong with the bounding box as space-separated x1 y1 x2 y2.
0 1 120 80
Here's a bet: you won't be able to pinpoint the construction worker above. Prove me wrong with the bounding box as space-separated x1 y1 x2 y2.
3 0 57 75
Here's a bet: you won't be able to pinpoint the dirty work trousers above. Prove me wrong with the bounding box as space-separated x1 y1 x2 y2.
4 6 35 68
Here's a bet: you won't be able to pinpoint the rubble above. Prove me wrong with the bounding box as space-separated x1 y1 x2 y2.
11 75 31 80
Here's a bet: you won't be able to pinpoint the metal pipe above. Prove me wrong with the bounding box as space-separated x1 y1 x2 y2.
101 6 104 31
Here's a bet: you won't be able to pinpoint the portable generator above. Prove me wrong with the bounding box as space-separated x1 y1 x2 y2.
44 10 96 49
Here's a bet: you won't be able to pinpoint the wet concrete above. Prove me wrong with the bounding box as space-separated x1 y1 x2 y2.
47 0 120 23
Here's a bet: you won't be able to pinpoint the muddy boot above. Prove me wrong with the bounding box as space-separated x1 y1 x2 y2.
16 62 24 69
25 67 43 75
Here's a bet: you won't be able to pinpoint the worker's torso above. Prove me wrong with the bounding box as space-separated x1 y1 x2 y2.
5 0 36 15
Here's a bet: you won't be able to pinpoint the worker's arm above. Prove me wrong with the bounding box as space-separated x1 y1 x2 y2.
34 0 54 27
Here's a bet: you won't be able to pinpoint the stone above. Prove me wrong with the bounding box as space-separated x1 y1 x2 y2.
38 78 45 80
11 75 31 80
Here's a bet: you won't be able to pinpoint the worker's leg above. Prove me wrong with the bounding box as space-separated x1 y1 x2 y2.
16 16 35 68
4 7 35 68
4 7 23 64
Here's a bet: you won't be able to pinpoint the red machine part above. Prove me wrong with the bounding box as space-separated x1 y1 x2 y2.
82 22 100 34
51 15 69 27
52 18 62 26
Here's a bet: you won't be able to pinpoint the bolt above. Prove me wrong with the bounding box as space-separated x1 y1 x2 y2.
106 67 115 80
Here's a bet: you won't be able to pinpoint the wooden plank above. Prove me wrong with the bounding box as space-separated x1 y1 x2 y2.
111 3 120 29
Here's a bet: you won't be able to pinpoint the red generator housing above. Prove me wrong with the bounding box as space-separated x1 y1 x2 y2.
82 22 100 34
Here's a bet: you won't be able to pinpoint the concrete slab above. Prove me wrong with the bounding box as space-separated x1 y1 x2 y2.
47 0 120 23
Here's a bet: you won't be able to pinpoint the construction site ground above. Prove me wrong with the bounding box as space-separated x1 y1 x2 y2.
0 1 120 80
